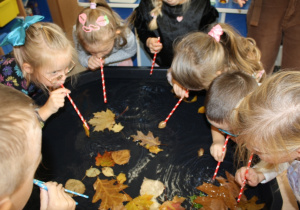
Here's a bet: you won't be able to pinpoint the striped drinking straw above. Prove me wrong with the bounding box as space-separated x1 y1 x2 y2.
212 135 230 181
61 84 89 130
100 58 107 103
150 37 160 75
237 153 254 203
33 179 89 199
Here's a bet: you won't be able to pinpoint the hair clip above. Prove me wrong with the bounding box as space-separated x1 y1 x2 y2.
0 15 44 47
90 2 97 9
78 14 109 33
208 24 223 42
151 13 157 19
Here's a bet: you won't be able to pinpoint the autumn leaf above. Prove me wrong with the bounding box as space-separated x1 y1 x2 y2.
86 167 101 177
125 194 153 210
198 106 205 114
102 167 115 177
95 151 115 167
159 195 186 210
83 124 90 137
88 109 124 132
111 150 131 165
92 178 132 210
117 173 126 184
140 178 165 198
183 95 197 103
65 179 86 197
237 196 265 210
131 131 163 154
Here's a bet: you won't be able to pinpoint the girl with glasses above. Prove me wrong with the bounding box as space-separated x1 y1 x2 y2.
0 16 76 122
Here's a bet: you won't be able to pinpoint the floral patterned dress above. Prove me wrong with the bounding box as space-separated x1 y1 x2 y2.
0 53 38 96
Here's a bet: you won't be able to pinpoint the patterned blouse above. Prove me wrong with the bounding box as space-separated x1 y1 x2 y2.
0 53 38 96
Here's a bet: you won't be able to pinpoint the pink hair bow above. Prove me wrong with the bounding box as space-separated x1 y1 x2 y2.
208 24 223 42
78 14 109 33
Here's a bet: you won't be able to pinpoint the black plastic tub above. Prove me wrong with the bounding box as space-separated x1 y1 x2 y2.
25 67 282 209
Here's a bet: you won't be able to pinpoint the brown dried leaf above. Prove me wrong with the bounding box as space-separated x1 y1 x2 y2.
111 149 131 165
131 131 161 147
92 178 132 210
159 195 186 210
65 179 86 197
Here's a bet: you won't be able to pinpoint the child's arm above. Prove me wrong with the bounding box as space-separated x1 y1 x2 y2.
104 29 137 65
210 127 226 162
235 167 265 187
38 88 71 121
40 182 76 210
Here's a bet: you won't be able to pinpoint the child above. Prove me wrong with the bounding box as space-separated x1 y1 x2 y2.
0 15 75 122
131 0 218 67
233 71 300 202
170 23 264 98
0 84 75 210
204 71 258 162
73 0 137 69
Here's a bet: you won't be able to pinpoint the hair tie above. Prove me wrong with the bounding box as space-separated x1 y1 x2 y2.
151 13 157 19
90 2 96 9
208 24 223 42
78 14 109 33
0 15 44 47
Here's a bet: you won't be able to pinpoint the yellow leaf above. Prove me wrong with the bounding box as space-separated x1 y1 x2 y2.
117 173 126 184
86 167 101 177
111 123 124 132
125 194 153 210
148 145 163 154
102 167 115 177
198 106 205 114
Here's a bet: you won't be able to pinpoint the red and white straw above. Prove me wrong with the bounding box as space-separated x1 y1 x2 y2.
163 90 188 123
61 84 89 130
100 58 107 103
212 135 230 181
150 37 160 75
237 153 254 203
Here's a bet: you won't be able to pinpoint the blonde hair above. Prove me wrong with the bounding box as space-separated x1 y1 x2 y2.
76 0 128 51
0 84 41 196
232 70 300 169
205 71 258 125
171 23 264 90
149 0 191 30
13 22 76 90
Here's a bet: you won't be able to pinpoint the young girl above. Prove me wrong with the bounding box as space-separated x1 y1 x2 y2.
0 15 75 122
73 0 137 69
233 70 300 202
131 0 218 67
169 23 264 98
205 71 258 162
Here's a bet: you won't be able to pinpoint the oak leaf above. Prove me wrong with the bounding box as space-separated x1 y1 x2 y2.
92 178 132 210
111 150 131 165
131 131 162 154
159 195 186 210
89 109 124 132
125 194 153 209
95 151 115 167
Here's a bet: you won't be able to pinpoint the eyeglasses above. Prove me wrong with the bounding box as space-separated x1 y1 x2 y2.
207 119 239 137
45 60 76 84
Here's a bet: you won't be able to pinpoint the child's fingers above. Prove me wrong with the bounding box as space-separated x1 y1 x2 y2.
40 187 49 210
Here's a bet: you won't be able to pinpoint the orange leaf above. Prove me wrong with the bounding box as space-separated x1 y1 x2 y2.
95 151 115 167
159 195 186 210
92 178 132 210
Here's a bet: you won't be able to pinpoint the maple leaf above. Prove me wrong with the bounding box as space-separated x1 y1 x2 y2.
159 195 186 210
95 151 115 167
89 109 124 132
237 196 265 210
92 178 132 210
125 194 153 210
131 131 162 154
111 150 131 165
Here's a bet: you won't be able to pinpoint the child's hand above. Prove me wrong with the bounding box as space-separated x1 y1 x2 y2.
146 37 163 54
234 0 247 7
173 83 189 98
40 181 76 210
210 142 226 162
88 55 104 70
235 167 264 187
39 88 71 121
